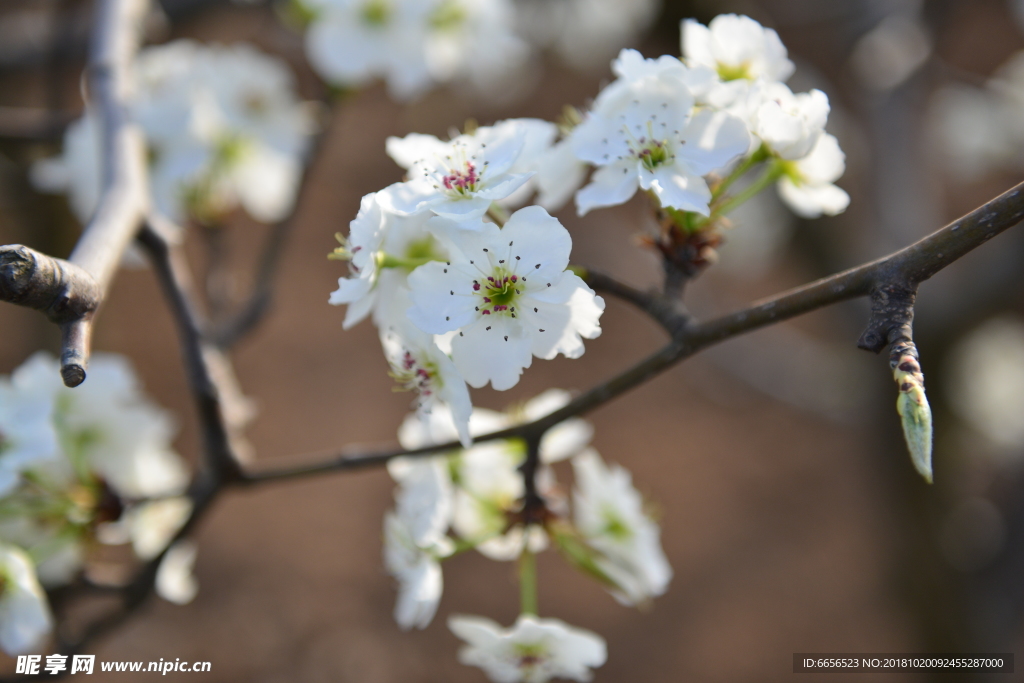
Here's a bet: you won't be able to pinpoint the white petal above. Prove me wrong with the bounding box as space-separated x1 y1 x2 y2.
575 162 639 216
451 317 533 390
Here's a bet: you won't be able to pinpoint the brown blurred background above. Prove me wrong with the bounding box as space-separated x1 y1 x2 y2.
3 0 1024 680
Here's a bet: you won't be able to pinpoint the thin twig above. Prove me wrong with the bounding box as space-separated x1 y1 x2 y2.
579 266 686 336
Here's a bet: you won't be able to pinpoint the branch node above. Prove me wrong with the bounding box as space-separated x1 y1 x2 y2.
0 246 100 323
856 283 917 354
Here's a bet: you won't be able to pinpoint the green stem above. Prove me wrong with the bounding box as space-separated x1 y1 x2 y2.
519 547 538 616
712 159 785 220
712 145 768 201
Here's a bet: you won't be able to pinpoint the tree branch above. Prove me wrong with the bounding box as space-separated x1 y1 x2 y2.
239 179 1024 484
0 0 148 387
578 266 686 337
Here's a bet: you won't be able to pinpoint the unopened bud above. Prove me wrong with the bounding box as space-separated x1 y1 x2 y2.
891 345 933 483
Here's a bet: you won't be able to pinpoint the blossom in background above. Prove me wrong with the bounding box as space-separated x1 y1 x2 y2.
776 133 850 218
0 353 189 597
572 449 672 605
155 541 199 605
0 544 52 655
514 0 660 71
570 49 749 215
681 13 794 88
303 0 529 101
406 207 605 391
750 83 830 160
449 614 607 683
384 509 453 630
383 122 534 221
32 40 313 226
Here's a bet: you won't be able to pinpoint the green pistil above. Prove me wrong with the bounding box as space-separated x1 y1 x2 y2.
405 236 441 262
360 0 392 26
429 0 467 31
602 508 632 540
639 142 670 171
717 62 751 82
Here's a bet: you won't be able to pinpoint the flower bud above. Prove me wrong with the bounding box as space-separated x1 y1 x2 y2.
892 346 933 483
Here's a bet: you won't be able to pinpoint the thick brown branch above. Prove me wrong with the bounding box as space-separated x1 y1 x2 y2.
240 179 1024 485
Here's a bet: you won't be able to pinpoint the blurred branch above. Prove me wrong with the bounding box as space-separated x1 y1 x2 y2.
240 179 1024 484
0 0 149 387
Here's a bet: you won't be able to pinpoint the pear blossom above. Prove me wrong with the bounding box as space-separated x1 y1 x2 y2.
303 0 529 101
448 614 607 683
681 14 794 85
0 353 189 590
571 51 749 215
328 193 445 329
382 122 534 221
422 0 532 101
572 449 671 605
384 509 454 630
406 207 605 391
0 374 59 497
776 133 850 218
514 0 660 71
752 84 829 160
32 40 313 225
0 544 52 655
155 541 199 605
451 439 553 560
387 455 454 549
304 0 434 101
380 318 473 448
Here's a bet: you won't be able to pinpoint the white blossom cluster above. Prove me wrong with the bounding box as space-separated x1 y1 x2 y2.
33 41 314 226
330 119 606 445
382 392 669 682
0 353 194 655
299 0 661 101
544 13 849 220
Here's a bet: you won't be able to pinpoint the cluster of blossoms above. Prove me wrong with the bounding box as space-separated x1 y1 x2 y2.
299 0 660 101
33 41 314 226
0 353 194 655
330 118 607 443
382 392 669 682
324 14 851 681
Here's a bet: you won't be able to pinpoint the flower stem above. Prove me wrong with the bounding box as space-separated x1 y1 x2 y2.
711 159 784 220
712 145 768 202
519 547 538 616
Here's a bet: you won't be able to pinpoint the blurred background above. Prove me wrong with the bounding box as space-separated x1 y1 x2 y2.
2 0 1024 680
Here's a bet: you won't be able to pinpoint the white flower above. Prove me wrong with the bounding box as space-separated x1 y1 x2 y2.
422 0 531 101
572 449 671 605
383 123 534 222
406 207 605 391
155 540 199 605
681 14 794 84
448 614 606 683
509 390 593 464
329 192 445 329
752 84 829 160
0 544 52 655
776 133 850 218
571 51 749 215
514 0 660 71
304 0 434 101
126 497 194 561
387 455 454 549
380 318 474 448
0 374 59 498
32 40 312 225
383 510 452 630
451 439 551 560
534 138 589 212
